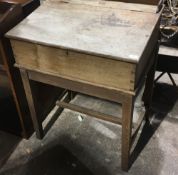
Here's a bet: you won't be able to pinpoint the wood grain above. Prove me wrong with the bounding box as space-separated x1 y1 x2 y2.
44 0 157 13
11 39 135 91
6 0 160 63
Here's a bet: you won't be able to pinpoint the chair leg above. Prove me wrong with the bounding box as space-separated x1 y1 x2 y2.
154 72 165 83
20 69 44 139
167 73 177 87
121 95 134 171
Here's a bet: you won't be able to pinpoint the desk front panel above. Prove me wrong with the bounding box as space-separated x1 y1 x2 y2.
11 39 136 92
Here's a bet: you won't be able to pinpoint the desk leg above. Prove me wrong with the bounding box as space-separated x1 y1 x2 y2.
143 44 159 121
143 63 155 121
121 95 134 171
20 69 44 139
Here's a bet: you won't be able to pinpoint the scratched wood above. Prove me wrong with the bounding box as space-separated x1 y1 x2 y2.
7 1 160 92
44 0 157 13
11 39 135 91
6 1 160 63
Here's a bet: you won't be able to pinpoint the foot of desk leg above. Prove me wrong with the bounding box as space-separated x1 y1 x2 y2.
20 69 44 139
121 95 134 171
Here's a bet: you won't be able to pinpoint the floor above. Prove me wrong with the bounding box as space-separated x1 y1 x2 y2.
0 73 178 175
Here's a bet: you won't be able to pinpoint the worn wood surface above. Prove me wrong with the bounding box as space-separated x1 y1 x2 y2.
7 1 161 170
135 21 159 88
17 66 133 102
7 0 160 63
11 40 135 91
45 0 157 13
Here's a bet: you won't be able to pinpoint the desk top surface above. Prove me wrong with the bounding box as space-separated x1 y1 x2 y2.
6 0 160 63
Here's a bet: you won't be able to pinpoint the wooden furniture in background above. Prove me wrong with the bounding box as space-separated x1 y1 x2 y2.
0 0 40 17
1 0 64 138
6 0 161 170
0 0 40 137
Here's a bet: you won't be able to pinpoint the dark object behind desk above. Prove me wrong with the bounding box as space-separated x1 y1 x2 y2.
0 0 40 137
0 70 21 134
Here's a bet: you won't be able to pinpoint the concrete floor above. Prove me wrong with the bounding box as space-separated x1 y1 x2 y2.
0 73 178 175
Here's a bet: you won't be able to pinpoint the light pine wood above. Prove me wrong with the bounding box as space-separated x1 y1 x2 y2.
11 39 136 91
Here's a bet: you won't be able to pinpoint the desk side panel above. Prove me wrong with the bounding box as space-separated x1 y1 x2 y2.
135 16 160 88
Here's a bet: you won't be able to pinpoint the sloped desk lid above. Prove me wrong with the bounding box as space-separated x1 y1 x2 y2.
6 0 160 63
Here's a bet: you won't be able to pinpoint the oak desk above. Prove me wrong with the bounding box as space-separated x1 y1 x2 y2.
6 0 161 170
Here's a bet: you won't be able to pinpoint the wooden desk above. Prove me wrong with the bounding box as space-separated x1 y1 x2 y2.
6 0 161 170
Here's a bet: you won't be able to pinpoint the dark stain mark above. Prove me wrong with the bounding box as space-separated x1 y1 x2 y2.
101 13 133 27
